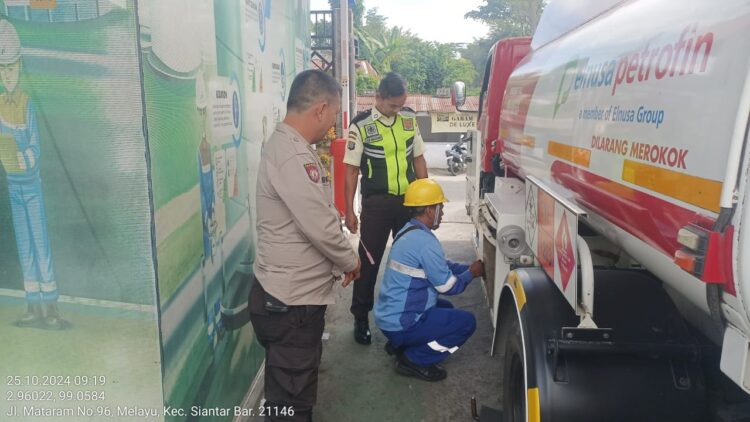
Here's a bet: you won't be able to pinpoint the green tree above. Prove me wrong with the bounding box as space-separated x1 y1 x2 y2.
459 1 544 89
356 24 413 74
390 41 475 94
443 57 477 88
460 36 497 87
349 1 482 95
465 0 545 37
355 73 379 94
362 7 388 37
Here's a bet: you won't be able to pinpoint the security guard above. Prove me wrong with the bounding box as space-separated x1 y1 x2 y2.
374 179 484 381
343 72 428 345
249 69 360 421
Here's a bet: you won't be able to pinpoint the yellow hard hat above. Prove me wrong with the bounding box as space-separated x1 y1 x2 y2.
403 178 449 207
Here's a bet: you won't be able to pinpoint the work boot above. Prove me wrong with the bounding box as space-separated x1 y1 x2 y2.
384 341 405 357
354 318 371 345
396 355 447 382
42 302 67 330
16 303 44 327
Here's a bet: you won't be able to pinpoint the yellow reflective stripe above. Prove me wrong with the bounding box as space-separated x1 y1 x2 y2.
507 271 526 311
527 388 541 422
367 159 372 178
394 115 411 193
380 123 400 195
622 159 721 213
548 141 591 168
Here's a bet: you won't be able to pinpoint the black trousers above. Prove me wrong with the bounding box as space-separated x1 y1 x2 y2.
350 193 410 320
248 280 326 422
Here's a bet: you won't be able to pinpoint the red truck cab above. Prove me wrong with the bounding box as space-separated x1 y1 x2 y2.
475 37 530 192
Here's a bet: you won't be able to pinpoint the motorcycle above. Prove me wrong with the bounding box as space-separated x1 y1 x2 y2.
445 135 468 175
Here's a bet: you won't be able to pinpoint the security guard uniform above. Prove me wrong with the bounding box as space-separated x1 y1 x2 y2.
250 122 358 421
343 106 425 333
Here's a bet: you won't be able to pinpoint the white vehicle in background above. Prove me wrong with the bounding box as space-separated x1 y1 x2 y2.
455 0 750 420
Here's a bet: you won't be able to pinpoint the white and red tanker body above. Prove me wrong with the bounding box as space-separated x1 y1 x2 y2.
455 0 750 420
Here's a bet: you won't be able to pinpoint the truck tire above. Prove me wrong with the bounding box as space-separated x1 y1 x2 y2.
501 314 526 422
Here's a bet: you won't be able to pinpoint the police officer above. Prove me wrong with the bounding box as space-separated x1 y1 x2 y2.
374 179 484 381
249 69 360 421
343 72 428 345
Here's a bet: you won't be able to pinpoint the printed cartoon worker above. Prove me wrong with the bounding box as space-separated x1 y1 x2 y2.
195 71 217 264
0 19 65 329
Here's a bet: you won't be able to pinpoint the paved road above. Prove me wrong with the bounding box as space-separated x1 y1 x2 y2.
423 140 456 172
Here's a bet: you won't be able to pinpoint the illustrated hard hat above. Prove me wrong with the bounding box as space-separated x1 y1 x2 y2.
0 20 20 65
403 178 449 207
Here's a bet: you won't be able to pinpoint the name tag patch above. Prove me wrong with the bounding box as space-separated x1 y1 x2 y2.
304 162 320 183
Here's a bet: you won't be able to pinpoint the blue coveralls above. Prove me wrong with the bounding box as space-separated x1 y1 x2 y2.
0 90 57 303
374 219 476 366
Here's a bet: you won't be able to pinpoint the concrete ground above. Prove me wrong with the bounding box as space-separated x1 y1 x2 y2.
315 164 502 421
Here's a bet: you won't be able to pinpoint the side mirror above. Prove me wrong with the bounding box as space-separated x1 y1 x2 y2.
451 81 466 108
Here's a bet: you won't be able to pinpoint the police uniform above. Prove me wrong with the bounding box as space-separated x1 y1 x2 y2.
249 122 358 420
343 106 425 323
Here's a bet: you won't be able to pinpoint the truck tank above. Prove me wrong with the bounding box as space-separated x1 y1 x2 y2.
499 0 750 353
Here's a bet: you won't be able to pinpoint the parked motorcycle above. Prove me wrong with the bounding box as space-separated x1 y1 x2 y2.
445 135 468 175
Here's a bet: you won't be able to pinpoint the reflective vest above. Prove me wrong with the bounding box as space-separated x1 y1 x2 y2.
353 108 416 196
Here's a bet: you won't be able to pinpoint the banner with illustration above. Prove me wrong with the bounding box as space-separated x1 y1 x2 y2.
0 0 309 420
139 0 309 418
0 1 164 419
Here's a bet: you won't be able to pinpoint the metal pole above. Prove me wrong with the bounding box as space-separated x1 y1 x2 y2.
333 9 342 136
348 7 356 124
339 0 350 134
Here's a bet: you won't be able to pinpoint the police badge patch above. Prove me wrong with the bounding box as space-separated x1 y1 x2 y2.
364 124 378 137
347 141 356 150
304 163 320 183
402 118 414 131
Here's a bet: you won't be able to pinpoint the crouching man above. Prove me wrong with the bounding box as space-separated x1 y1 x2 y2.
373 178 484 381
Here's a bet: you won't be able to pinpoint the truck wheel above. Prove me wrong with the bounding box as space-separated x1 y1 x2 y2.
501 313 526 422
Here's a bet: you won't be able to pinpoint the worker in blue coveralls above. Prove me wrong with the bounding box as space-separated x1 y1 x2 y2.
374 178 484 381
0 19 64 329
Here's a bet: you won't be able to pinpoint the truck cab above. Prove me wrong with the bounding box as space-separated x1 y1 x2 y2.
458 37 530 221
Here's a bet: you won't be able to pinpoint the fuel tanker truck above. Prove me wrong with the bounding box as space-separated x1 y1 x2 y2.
453 0 750 420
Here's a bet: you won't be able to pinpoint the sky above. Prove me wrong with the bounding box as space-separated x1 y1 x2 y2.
310 0 490 44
